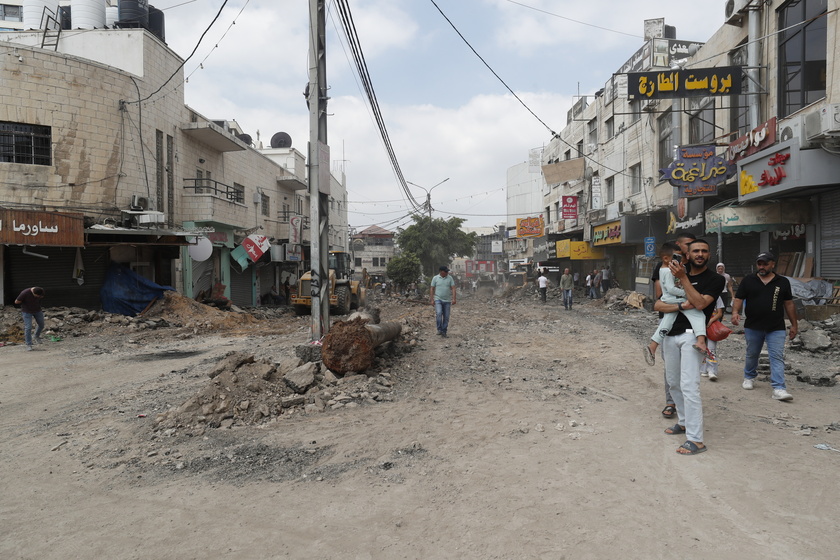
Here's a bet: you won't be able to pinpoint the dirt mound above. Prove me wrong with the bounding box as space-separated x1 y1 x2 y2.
143 291 258 330
0 323 24 343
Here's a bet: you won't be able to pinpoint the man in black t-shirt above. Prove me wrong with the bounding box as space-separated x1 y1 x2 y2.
731 252 798 402
653 239 724 456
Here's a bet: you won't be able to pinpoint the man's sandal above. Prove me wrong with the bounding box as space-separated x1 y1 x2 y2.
661 405 676 418
676 441 707 455
665 424 686 435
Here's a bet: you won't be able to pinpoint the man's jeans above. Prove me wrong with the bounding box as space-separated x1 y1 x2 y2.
563 289 573 308
744 328 787 389
662 331 703 443
434 300 451 334
23 311 45 346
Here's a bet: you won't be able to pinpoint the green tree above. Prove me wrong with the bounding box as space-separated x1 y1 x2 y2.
396 215 477 276
386 252 422 287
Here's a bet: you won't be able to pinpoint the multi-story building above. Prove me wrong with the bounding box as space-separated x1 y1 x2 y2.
537 2 840 292
350 225 396 284
0 6 346 309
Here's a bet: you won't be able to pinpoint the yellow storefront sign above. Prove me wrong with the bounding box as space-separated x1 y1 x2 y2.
570 241 605 260
555 239 571 258
592 221 622 246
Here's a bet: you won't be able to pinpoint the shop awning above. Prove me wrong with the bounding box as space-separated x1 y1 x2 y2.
705 199 811 234
85 225 196 246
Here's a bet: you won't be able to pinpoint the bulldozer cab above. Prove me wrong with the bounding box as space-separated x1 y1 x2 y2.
329 251 353 280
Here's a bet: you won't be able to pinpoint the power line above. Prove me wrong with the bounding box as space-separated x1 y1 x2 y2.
503 0 641 38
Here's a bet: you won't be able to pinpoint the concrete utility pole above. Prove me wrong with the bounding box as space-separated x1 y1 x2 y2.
308 0 330 340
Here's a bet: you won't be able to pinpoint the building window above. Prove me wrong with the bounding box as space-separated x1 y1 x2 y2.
0 5 23 21
545 206 551 223
629 99 642 124
355 257 362 268
0 122 51 165
605 116 615 138
230 182 245 204
630 163 642 195
730 42 749 140
261 193 270 217
658 109 674 171
778 0 827 118
689 97 716 144
564 149 571 161
587 118 598 147
576 140 584 158
605 176 615 203
281 202 290 221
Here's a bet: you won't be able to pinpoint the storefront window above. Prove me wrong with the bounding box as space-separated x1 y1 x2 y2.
778 0 827 118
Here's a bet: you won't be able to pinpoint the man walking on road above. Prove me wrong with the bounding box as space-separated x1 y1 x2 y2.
731 253 798 401
654 239 724 455
559 268 574 309
15 286 46 351
536 271 549 304
601 265 611 295
430 265 456 337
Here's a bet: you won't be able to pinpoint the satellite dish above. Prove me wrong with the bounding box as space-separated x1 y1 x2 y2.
270 132 293 149
188 236 213 262
237 133 253 146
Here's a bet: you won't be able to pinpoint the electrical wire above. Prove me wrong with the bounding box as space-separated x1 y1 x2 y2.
184 0 251 82
503 0 641 38
332 0 423 213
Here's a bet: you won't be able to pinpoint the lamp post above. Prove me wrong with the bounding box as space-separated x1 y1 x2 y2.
407 178 450 219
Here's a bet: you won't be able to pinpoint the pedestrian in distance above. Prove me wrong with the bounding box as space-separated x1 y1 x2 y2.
559 268 574 309
573 271 580 287
585 271 593 299
15 286 46 351
644 242 715 366
654 239 725 455
593 269 602 299
430 265 456 337
536 271 549 304
731 252 798 402
601 265 611 295
716 263 735 312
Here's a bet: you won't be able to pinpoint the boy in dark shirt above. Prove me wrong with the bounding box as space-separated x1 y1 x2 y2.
15 287 46 351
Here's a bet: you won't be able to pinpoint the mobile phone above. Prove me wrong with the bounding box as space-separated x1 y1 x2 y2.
672 254 682 264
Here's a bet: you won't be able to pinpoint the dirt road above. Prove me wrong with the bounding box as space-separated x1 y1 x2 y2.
2 292 839 559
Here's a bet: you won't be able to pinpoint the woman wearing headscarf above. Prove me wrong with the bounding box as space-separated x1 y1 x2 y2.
716 263 734 312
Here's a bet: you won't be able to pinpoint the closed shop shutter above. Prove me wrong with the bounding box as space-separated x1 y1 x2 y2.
6 246 110 309
720 232 760 280
192 256 214 298
819 191 840 278
229 266 253 307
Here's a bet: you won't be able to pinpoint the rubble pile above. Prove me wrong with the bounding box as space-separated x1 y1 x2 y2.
143 291 258 330
153 349 398 433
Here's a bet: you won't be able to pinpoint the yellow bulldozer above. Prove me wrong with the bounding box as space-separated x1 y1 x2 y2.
291 251 366 315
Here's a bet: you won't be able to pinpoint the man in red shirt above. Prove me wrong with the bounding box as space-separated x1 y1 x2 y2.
15 287 46 351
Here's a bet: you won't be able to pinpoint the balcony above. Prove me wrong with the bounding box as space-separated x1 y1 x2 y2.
182 178 248 228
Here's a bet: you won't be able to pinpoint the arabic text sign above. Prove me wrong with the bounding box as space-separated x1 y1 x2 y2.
628 66 741 99
661 145 735 198
570 241 605 260
727 117 776 162
705 201 810 234
561 196 578 220
739 148 793 197
0 210 85 246
556 239 571 259
241 234 271 262
592 221 622 246
289 216 303 245
516 216 545 238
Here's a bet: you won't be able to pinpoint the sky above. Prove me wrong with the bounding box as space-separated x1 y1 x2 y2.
158 0 725 231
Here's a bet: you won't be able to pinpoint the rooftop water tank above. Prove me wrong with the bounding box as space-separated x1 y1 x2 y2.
71 0 105 29
148 5 165 41
119 0 149 28
22 0 55 30
105 5 118 27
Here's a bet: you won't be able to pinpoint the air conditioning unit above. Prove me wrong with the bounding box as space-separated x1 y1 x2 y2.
130 194 149 211
642 99 659 112
804 103 840 141
725 0 752 26
779 115 811 149
618 200 635 215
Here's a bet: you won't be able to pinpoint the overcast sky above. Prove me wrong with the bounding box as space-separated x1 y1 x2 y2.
160 0 725 231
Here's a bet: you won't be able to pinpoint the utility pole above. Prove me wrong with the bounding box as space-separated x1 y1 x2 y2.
407 178 449 220
308 0 330 340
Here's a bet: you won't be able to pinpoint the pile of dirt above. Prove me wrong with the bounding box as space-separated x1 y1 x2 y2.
143 291 258 330
0 323 24 343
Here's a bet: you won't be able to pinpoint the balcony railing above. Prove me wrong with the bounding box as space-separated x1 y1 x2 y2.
183 178 244 204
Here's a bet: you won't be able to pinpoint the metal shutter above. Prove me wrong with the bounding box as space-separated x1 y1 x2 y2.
6 246 110 309
192 256 214 298
229 265 254 307
257 263 275 303
819 191 840 278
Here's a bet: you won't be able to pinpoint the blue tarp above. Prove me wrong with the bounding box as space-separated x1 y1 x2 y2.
100 263 174 316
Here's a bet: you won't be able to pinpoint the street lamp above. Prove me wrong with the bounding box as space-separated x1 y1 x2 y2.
407 178 449 218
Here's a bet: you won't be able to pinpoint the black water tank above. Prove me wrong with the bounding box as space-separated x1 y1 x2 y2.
59 5 71 30
120 0 149 28
148 6 165 41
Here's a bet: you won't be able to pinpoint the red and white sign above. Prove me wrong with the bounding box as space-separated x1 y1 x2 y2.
289 216 303 245
561 196 578 220
241 234 271 262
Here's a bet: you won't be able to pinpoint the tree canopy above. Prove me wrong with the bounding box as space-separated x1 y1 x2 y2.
396 215 477 276
385 252 422 286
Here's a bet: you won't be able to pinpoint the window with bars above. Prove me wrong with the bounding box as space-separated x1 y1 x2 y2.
261 193 270 217
0 122 51 165
606 176 615 203
230 182 245 204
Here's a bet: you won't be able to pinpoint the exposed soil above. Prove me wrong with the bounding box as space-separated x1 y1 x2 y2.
1 287 839 559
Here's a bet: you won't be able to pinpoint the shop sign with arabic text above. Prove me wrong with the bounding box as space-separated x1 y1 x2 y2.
516 215 545 238
0 209 84 246
570 241 605 260
628 66 741 100
661 145 736 197
727 117 776 162
592 221 622 246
